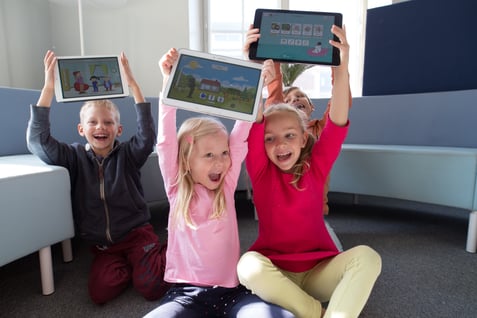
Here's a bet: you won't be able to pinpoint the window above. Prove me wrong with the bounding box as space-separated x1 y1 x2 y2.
202 0 393 98
206 0 280 58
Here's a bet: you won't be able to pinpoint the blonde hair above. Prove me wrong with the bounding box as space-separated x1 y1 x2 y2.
172 116 229 228
263 103 315 189
79 100 120 123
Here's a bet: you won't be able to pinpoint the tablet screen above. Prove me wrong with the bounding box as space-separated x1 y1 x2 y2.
250 9 342 66
162 49 264 122
54 55 129 103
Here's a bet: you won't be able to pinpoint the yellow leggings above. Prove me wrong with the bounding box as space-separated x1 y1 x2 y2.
237 245 382 318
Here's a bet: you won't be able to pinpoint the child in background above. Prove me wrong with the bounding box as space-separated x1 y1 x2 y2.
237 25 381 318
143 48 294 318
27 51 169 304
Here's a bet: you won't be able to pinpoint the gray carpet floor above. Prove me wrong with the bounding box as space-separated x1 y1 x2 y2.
1 193 476 318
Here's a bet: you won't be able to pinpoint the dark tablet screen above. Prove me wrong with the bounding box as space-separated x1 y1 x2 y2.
249 9 342 66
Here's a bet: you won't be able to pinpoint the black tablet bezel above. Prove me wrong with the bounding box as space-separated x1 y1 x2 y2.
249 9 343 66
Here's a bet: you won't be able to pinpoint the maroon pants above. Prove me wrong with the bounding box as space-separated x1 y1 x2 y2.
88 224 170 304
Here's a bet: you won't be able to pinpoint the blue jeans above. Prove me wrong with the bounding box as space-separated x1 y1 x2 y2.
143 284 295 318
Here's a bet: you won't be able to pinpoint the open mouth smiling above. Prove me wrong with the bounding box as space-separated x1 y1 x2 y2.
292 102 305 109
93 134 108 141
209 172 222 182
277 152 292 162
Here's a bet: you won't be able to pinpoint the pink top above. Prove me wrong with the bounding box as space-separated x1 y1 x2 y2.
156 102 252 287
246 116 348 272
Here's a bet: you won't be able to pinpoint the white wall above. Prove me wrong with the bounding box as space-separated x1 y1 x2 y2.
0 0 52 90
0 0 190 97
0 1 11 87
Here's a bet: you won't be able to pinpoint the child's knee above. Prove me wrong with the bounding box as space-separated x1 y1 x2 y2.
237 251 267 284
354 245 382 276
88 266 131 304
132 244 170 301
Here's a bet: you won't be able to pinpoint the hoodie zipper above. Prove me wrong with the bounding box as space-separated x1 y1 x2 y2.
96 159 113 243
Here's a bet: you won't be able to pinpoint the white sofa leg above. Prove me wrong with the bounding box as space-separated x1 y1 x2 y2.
466 211 477 253
61 239 73 262
39 246 54 295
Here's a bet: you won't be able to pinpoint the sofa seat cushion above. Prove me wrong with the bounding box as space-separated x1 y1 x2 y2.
0 154 74 266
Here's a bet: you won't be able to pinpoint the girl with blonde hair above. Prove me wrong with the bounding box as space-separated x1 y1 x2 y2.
237 25 381 318
144 48 293 318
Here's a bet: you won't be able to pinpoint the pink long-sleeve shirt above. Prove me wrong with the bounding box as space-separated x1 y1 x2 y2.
156 102 252 287
246 116 348 272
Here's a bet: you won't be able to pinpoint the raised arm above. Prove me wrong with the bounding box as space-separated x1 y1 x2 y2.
328 25 350 127
156 48 179 143
243 24 284 108
252 58 276 123
156 48 181 189
158 48 179 93
120 52 145 104
36 50 56 108
242 24 260 61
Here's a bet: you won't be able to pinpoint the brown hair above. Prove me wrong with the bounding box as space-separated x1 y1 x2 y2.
283 86 313 107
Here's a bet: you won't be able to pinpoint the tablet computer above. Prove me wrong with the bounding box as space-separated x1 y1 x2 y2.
249 9 343 66
54 55 129 103
162 49 264 122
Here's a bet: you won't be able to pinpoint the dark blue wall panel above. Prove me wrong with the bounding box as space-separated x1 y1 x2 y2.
363 0 477 96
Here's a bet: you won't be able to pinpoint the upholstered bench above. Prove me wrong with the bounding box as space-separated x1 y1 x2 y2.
0 154 75 295
329 144 477 253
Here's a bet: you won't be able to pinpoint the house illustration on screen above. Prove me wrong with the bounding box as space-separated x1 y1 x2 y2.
199 79 221 92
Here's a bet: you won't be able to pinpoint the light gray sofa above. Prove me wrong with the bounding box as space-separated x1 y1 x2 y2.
327 89 477 252
0 88 78 295
0 154 74 295
329 145 477 252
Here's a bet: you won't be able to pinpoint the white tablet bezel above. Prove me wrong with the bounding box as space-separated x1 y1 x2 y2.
54 55 129 103
162 49 264 122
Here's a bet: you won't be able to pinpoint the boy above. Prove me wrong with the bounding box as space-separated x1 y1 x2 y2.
27 50 169 304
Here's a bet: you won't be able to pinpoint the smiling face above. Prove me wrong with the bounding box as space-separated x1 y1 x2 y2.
283 87 315 119
77 102 122 158
188 129 231 190
264 110 308 172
